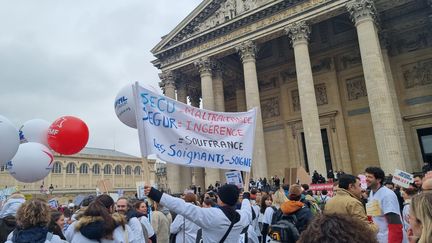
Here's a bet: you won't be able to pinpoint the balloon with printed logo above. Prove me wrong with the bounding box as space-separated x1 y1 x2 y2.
47 116 89 155
19 118 50 146
8 142 54 183
114 83 162 129
0 115 20 166
114 84 137 128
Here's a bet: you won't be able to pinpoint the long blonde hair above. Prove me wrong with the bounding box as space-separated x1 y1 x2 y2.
272 188 288 208
411 193 432 243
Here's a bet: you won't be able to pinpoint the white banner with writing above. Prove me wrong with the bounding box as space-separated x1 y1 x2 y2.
133 83 257 172
392 169 414 188
225 171 244 188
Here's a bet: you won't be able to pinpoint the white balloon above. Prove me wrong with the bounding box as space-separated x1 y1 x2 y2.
8 142 54 183
0 115 20 166
19 118 50 146
114 83 162 129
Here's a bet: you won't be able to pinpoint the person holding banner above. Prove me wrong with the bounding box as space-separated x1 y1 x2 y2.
144 184 253 243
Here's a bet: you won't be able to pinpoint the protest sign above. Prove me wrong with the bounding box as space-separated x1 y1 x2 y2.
136 181 145 199
225 171 243 188
48 198 58 209
392 169 414 188
358 174 367 190
133 83 257 172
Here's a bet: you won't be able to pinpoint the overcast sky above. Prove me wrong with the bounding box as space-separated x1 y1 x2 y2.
0 0 202 157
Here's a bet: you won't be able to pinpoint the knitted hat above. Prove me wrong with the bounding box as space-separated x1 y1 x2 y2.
218 184 239 206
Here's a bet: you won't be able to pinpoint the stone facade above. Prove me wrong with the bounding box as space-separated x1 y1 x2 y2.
152 0 432 191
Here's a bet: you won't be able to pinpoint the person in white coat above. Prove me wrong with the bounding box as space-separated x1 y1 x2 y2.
116 197 146 242
65 195 138 243
6 199 66 243
170 193 200 243
145 184 253 243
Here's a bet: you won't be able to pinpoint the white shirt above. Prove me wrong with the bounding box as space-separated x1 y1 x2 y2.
368 186 404 243
170 212 200 243
262 206 275 243
160 194 252 243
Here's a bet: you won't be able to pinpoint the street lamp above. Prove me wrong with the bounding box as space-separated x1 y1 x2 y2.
49 184 54 195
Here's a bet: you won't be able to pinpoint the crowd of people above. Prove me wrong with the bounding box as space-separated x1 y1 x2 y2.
0 166 431 243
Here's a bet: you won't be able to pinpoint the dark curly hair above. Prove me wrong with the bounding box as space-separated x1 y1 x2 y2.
297 214 378 243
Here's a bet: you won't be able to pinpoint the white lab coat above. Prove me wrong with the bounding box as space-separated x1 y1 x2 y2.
160 193 252 243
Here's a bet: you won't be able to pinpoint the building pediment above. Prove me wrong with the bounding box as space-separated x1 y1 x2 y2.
152 0 280 55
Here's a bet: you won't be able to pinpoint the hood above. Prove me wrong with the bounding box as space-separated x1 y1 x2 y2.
281 201 304 215
75 216 105 240
12 226 48 243
159 206 171 216
0 197 25 218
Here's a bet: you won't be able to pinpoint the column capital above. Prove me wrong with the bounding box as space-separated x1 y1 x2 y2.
346 0 378 26
236 40 258 63
284 21 311 45
188 84 201 107
194 57 214 75
158 70 177 94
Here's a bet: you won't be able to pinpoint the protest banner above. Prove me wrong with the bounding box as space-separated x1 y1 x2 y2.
97 179 112 193
133 83 257 172
0 187 19 203
48 198 58 209
392 169 414 188
225 171 243 188
284 167 312 185
310 183 334 197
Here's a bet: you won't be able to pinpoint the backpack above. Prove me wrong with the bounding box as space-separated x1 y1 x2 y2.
318 195 328 211
269 211 300 243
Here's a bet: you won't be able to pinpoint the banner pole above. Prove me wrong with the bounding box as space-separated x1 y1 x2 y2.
244 172 250 192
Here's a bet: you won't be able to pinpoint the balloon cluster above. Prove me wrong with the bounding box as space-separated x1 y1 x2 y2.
0 115 89 183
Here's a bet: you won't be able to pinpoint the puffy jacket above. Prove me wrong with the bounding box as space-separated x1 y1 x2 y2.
280 201 313 233
65 213 138 243
6 226 66 243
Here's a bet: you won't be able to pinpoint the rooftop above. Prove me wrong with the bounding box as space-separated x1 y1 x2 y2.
77 147 139 159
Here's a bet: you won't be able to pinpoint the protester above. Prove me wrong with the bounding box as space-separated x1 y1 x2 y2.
297 214 378 243
48 210 66 240
151 201 172 243
144 183 253 242
401 187 418 233
407 193 432 243
365 167 404 243
116 197 146 242
261 189 287 242
280 184 313 233
324 174 378 233
134 200 156 243
169 193 200 243
0 193 25 243
65 194 136 243
6 199 66 243
413 175 423 190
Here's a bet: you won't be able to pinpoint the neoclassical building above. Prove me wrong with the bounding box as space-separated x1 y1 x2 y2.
0 148 156 203
151 0 432 193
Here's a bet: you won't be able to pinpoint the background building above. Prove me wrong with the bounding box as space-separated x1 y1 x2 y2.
151 0 432 193
0 147 156 204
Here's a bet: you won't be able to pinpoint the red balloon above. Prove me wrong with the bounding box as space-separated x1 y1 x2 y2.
47 116 89 155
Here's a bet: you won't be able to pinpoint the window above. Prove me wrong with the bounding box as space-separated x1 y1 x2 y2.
134 166 141 175
66 163 76 174
115 165 122 175
52 162 62 174
92 164 100 175
104 164 112 175
125 166 132 175
80 164 89 174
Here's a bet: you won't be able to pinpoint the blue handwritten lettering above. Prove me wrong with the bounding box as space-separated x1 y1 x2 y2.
141 93 175 113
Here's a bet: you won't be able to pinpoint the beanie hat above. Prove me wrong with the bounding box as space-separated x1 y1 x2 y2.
218 184 239 206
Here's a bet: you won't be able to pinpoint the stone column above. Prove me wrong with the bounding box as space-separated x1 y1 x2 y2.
188 85 205 190
236 40 268 179
347 0 406 172
380 31 411 171
158 70 182 194
213 63 228 183
285 22 327 176
194 57 221 188
176 80 193 192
